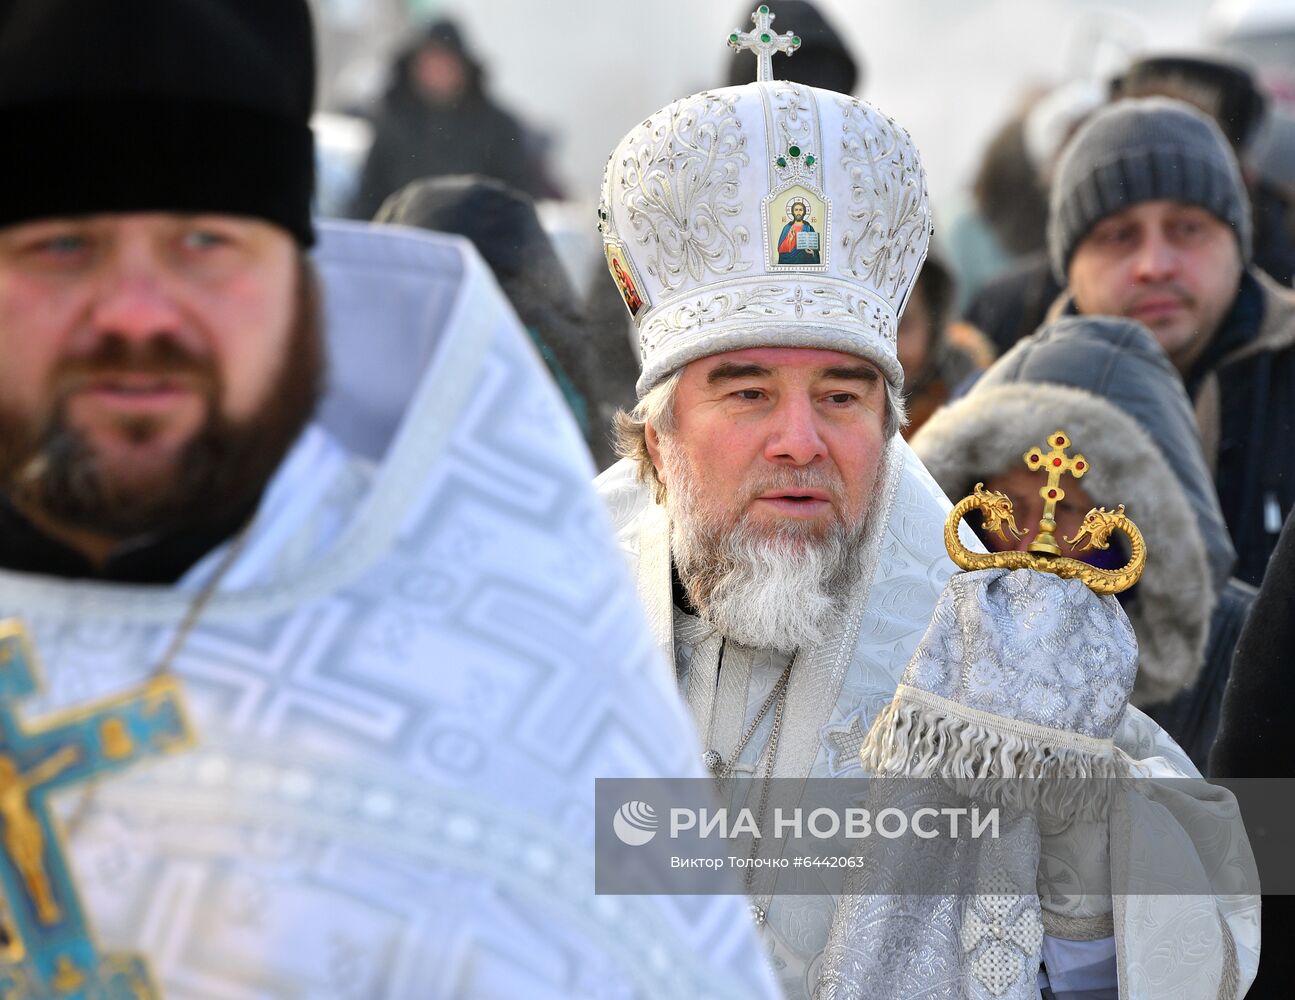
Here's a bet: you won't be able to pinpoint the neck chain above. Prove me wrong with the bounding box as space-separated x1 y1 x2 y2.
702 646 797 926
65 522 255 835
702 657 792 780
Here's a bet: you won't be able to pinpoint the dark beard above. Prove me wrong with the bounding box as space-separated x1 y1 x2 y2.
0 258 324 540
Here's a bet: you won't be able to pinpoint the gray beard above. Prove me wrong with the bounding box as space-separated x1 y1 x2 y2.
664 451 885 654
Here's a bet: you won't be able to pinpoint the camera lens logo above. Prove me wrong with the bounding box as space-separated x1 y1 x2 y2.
613 801 659 846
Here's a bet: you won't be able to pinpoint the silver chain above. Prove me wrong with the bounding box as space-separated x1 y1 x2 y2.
703 652 796 925
711 658 793 781
65 522 254 836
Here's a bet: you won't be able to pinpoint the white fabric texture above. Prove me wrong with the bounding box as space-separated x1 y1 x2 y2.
0 222 781 999
598 446 1260 1000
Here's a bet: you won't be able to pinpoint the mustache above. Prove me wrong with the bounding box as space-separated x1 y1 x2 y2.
1127 283 1193 308
50 334 217 393
741 467 845 505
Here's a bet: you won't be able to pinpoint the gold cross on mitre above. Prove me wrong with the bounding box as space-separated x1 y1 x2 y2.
728 5 801 83
1022 430 1089 555
942 429 1147 595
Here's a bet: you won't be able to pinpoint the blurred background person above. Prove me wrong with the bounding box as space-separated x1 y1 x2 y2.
376 175 636 467
896 252 996 437
963 51 1295 361
1113 51 1295 287
349 18 561 219
943 94 1052 310
912 316 1253 770
1045 97 1295 587
960 80 1105 353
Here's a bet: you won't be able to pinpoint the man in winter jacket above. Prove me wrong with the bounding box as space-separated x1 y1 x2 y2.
349 19 559 219
1047 97 1295 585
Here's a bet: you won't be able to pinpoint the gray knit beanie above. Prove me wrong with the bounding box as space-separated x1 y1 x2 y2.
1047 97 1251 282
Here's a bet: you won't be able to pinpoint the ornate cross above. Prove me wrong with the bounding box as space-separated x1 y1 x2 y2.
0 620 193 998
727 5 801 83
1022 430 1089 555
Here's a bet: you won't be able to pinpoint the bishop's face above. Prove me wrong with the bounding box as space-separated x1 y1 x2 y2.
644 346 888 651
0 212 320 541
646 346 887 547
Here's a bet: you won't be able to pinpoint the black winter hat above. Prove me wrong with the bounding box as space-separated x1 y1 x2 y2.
1047 97 1251 282
1112 53 1268 152
0 0 317 245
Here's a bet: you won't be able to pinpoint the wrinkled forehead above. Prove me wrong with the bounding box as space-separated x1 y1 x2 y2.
682 346 881 380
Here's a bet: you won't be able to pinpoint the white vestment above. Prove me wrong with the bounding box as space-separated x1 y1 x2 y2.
0 222 780 999
597 438 1260 1000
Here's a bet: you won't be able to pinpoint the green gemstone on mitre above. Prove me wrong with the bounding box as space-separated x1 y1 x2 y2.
729 32 739 42
758 4 770 12
760 32 771 43
792 35 802 46
776 156 787 167
805 154 815 165
788 145 801 158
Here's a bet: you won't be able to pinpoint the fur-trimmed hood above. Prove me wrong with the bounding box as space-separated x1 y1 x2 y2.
910 317 1235 706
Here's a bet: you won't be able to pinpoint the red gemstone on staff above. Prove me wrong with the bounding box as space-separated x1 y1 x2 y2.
1053 458 1063 467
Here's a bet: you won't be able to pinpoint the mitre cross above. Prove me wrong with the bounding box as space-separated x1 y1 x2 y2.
1023 430 1088 556
728 5 801 83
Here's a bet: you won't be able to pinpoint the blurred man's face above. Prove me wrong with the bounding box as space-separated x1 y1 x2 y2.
1068 200 1243 372
643 347 888 651
414 46 467 103
0 213 319 540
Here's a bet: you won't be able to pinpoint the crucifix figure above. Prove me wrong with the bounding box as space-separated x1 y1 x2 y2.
0 620 194 999
727 5 801 83
1022 430 1089 555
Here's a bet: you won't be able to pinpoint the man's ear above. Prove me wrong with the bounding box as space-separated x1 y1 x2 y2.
645 422 666 484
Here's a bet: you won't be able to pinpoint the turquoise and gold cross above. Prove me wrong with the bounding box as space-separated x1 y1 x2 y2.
1023 430 1089 556
0 620 193 998
727 5 801 83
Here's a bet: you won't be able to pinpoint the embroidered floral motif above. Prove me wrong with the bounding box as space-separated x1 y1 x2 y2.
837 100 930 302
615 91 752 291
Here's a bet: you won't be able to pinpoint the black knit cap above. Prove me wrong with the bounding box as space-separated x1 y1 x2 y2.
1112 53 1268 152
1047 97 1251 282
0 0 317 245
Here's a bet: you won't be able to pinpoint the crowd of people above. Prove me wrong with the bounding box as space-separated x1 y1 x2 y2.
0 0 1287 996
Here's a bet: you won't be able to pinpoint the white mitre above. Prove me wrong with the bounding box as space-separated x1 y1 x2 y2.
596 3 931 395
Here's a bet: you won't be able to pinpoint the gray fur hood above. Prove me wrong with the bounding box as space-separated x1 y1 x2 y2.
910 317 1235 706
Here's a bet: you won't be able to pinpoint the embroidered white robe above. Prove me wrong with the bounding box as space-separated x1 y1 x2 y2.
597 438 1260 1000
0 222 781 1000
